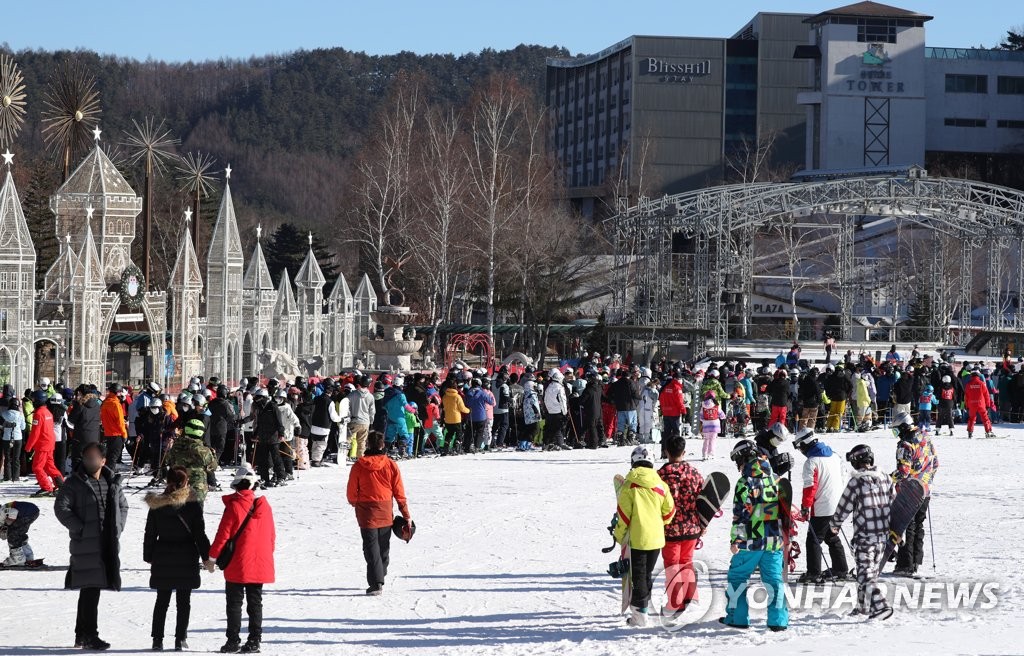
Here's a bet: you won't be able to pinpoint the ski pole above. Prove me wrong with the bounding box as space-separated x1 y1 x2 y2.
927 505 937 572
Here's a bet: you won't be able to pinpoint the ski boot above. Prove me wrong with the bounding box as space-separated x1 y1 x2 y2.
626 606 648 628
2 545 25 567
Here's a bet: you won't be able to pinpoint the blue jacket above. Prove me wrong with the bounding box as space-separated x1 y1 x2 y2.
875 374 895 404
465 387 493 423
382 387 411 441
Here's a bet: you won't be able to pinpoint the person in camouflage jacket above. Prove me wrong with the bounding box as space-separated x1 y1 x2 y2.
163 434 217 504
723 441 787 630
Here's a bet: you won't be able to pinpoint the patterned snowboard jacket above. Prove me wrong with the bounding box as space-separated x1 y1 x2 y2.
894 429 939 496
730 455 783 551
164 435 218 503
658 461 704 540
830 467 895 546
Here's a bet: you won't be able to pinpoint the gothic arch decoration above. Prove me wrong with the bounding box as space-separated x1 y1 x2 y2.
610 170 1024 356
97 293 167 386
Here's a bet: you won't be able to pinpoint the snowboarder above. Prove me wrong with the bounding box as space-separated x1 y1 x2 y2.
828 444 895 620
1 501 39 566
793 428 849 582
143 466 214 651
722 439 787 632
209 464 276 654
657 436 703 619
612 446 675 627
346 431 411 596
53 441 129 651
891 412 939 577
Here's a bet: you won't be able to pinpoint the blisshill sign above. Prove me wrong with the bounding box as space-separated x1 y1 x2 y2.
642 57 711 83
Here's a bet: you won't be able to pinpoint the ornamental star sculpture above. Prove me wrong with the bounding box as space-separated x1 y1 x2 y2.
1 149 12 167
92 125 101 142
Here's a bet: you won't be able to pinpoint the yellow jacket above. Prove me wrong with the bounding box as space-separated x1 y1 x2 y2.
441 388 469 425
613 465 675 550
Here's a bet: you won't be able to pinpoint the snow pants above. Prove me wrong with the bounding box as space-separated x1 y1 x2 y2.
629 547 660 611
826 400 846 431
662 538 699 611
806 516 848 578
31 449 62 492
854 540 889 615
965 404 992 434
360 526 392 587
724 549 788 628
769 405 787 429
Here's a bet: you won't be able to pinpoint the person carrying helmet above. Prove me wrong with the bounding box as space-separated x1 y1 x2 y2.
793 427 849 583
612 446 675 628
828 444 895 620
721 439 787 632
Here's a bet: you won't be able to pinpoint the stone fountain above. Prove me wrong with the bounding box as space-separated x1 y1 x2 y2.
362 256 422 371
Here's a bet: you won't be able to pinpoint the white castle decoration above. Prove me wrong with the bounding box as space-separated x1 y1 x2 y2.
2 138 378 391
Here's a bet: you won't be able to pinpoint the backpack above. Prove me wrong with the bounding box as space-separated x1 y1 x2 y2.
755 392 770 414
702 404 719 422
940 387 955 401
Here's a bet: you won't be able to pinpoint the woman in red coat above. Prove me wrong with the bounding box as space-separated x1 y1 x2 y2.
347 431 411 596
209 464 275 654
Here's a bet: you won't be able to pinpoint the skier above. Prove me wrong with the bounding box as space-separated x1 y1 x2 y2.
935 375 956 436
699 391 725 460
767 369 790 429
100 383 128 466
793 428 850 582
891 412 939 577
1 397 25 483
657 436 703 621
543 369 569 450
25 389 64 497
347 376 376 460
722 439 787 632
1 501 39 566
917 385 936 433
659 372 687 436
346 431 412 596
963 370 995 438
143 466 214 651
828 444 895 620
441 382 469 456
164 411 219 503
209 464 276 654
612 446 676 627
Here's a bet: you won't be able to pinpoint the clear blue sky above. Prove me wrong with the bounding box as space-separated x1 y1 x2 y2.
4 1 1017 62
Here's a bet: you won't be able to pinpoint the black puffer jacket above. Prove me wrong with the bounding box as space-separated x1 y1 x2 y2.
824 372 853 402
68 396 102 444
53 465 128 590
143 486 211 590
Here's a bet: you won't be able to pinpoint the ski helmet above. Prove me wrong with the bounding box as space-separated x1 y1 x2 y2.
630 446 652 465
392 516 416 543
730 439 757 466
231 464 259 490
891 411 914 430
941 375 951 384
793 427 818 450
846 444 874 469
768 423 791 447
769 451 793 476
707 369 719 378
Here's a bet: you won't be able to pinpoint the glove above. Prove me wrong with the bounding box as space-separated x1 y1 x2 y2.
800 507 811 521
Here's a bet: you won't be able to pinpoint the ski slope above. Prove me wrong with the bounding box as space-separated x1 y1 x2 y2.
1 427 1021 655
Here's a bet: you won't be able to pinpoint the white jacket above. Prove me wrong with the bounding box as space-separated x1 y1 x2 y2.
543 381 567 415
801 445 848 517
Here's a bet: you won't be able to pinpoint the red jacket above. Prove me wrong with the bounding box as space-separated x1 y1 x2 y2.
347 453 409 529
424 402 441 430
209 490 276 584
659 380 686 417
26 406 55 453
964 375 993 408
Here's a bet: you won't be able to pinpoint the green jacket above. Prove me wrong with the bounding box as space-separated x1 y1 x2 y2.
164 435 217 503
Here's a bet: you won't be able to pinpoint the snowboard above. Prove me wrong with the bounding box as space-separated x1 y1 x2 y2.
878 478 925 571
695 471 730 532
613 473 632 615
0 558 46 569
778 478 797 582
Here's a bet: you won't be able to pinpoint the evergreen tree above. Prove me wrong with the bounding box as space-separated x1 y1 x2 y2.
22 160 60 289
999 29 1024 51
263 222 339 291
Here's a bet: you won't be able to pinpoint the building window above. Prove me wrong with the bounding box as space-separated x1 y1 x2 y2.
997 76 1024 94
857 19 897 43
945 74 988 93
997 119 1024 129
944 118 987 127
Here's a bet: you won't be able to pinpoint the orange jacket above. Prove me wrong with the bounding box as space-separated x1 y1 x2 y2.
346 453 409 529
100 393 127 438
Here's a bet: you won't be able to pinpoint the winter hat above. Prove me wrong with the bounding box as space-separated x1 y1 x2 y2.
231 464 259 490
630 446 652 466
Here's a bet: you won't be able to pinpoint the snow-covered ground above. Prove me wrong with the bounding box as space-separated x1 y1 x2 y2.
1 426 1021 655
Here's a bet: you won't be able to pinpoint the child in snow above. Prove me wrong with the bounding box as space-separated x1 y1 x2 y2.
917 385 935 433
828 444 895 620
1 501 40 566
728 392 748 436
613 446 676 627
657 436 704 621
700 392 726 460
422 395 443 454
404 403 421 457
936 375 956 436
